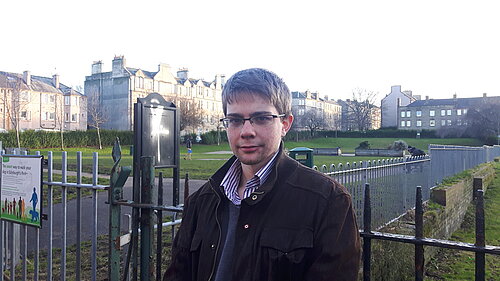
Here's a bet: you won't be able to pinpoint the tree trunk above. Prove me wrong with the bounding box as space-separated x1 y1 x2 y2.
60 128 65 151
16 124 20 150
97 127 102 149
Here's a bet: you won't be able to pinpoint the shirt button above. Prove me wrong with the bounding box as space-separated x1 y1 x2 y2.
211 244 216 249
243 224 250 229
251 195 258 200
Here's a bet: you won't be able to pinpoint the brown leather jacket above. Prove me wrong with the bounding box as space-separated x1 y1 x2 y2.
164 148 361 281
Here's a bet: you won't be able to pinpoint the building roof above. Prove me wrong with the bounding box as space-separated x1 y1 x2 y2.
0 71 83 96
406 96 500 108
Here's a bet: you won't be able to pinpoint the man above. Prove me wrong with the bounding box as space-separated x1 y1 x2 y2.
164 68 360 281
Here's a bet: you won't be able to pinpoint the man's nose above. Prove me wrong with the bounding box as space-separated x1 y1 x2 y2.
239 119 256 137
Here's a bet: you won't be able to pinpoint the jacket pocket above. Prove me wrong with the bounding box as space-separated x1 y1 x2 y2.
260 227 313 264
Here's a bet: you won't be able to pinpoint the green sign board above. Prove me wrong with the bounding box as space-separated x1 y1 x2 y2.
0 155 43 228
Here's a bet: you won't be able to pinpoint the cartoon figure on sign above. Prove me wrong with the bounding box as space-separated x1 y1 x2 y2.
18 197 22 218
29 187 39 222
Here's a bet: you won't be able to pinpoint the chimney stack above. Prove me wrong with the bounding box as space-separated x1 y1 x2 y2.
425 96 429 100
53 74 60 89
23 71 31 86
92 61 103 74
483 93 487 98
177 68 189 80
453 94 457 99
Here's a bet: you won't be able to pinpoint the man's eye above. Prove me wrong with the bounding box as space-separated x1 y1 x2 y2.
228 119 243 124
254 116 272 122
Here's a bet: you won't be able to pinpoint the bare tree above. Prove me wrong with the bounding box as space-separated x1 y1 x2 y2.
464 100 500 143
54 94 66 150
87 94 108 149
178 97 204 133
0 75 31 149
301 108 327 137
345 89 378 132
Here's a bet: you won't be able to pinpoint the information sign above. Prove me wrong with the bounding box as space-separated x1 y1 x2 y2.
0 155 43 228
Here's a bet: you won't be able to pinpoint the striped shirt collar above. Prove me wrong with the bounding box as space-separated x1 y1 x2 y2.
221 150 279 205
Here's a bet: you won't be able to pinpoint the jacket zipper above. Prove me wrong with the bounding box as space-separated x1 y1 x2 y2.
207 182 222 281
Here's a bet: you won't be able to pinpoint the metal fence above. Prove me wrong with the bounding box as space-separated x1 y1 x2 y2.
1 151 107 281
1 144 499 280
314 144 500 231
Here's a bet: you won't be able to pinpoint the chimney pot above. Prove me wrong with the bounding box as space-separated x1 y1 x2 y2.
483 93 487 97
453 94 457 99
425 96 429 100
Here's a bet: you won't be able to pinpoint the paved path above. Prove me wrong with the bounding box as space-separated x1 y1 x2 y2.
28 173 206 251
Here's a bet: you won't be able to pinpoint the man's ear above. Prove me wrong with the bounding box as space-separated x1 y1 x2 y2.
281 114 294 137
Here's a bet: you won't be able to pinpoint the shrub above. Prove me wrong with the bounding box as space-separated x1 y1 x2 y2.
388 140 408 151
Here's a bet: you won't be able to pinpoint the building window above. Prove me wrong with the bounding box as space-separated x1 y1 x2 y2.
49 112 55 120
298 109 304 115
71 114 78 122
441 120 446 126
406 120 411 127
73 96 78 106
43 94 49 103
429 110 435 117
65 113 70 122
65 96 70 105
457 119 462 126
447 109 452 116
457 109 462 116
416 120 422 127
441 109 446 116
430 119 435 127
401 111 406 118
401 121 405 127
416 110 422 117
406 111 411 117
50 95 56 103
463 108 468 114
20 92 30 102
20 111 30 120
447 119 452 126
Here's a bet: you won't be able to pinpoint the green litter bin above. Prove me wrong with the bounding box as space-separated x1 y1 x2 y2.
289 147 314 168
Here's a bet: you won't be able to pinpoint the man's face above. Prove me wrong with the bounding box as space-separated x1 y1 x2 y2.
225 94 293 172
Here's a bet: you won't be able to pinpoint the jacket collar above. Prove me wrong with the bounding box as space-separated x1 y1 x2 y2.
202 141 299 204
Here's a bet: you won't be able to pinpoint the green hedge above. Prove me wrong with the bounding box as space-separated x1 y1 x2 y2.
0 130 134 149
284 128 438 141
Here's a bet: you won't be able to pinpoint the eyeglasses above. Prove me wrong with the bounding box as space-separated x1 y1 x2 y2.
220 114 285 129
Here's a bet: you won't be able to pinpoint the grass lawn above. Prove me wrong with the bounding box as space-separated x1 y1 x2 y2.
32 137 483 180
426 161 500 280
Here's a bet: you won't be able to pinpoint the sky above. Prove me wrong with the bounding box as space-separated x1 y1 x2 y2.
2 0 499 103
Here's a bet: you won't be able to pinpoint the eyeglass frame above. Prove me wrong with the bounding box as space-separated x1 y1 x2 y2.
219 114 286 129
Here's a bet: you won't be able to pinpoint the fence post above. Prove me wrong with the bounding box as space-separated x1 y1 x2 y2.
156 173 164 281
415 186 424 281
109 139 131 281
474 177 485 281
363 183 372 281
140 156 155 281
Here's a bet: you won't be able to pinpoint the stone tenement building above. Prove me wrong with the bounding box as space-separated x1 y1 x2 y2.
291 90 342 130
381 85 420 128
0 71 87 131
397 94 500 130
84 56 225 132
336 99 381 131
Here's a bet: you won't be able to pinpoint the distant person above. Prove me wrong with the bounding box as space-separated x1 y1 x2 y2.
185 137 193 160
163 68 360 281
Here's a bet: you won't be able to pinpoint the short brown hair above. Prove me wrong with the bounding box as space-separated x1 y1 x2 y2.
221 68 291 116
